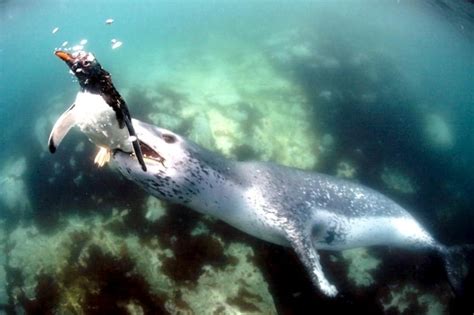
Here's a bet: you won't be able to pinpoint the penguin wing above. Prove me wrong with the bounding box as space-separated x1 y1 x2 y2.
123 115 147 172
48 103 78 153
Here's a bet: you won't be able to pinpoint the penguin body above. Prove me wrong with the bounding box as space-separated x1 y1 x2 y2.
49 50 146 171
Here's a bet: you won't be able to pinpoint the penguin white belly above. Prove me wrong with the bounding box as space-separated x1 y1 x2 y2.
74 91 132 151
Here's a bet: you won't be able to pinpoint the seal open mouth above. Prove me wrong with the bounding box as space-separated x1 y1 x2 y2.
140 142 165 163
117 141 165 165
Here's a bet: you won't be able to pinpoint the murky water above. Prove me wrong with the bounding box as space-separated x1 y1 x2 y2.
1 1 473 314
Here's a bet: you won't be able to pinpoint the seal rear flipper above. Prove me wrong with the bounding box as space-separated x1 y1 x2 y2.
287 227 338 297
441 244 474 297
123 115 147 172
48 103 78 153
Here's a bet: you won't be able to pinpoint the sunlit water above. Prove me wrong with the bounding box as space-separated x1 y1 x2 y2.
1 1 473 314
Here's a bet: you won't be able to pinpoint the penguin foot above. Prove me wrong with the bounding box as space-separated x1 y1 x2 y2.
94 146 111 167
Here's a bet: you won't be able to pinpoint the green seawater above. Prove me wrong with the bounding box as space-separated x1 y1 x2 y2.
0 1 473 314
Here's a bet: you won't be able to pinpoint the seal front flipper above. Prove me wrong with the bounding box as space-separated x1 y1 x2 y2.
48 103 78 153
287 225 338 297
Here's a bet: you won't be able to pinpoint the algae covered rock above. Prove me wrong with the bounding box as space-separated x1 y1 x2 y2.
0 157 31 216
341 248 380 287
6 209 276 314
0 220 7 305
381 284 447 315
173 243 275 314
423 113 454 150
126 40 321 171
336 161 357 179
0 265 6 306
380 167 417 195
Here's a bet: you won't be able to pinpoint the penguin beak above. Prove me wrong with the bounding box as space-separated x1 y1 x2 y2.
55 50 74 63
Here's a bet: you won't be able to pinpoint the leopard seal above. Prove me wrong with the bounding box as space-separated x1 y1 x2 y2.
111 119 472 297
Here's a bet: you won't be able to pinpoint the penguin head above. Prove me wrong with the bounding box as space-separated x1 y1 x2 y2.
55 50 106 92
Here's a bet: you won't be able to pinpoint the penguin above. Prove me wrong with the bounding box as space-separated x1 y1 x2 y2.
48 50 146 171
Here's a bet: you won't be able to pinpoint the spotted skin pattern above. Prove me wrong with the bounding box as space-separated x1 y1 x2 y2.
112 119 445 297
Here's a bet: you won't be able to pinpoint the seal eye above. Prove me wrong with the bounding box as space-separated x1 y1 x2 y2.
162 134 176 143
83 60 91 67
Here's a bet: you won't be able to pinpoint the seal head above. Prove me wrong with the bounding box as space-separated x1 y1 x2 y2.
112 119 206 204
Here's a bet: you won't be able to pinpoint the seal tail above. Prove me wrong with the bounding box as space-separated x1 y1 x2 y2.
441 244 474 297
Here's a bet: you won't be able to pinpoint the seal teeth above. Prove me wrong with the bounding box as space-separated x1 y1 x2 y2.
139 142 166 164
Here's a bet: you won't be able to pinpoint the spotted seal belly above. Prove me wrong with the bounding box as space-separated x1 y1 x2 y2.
108 118 473 297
